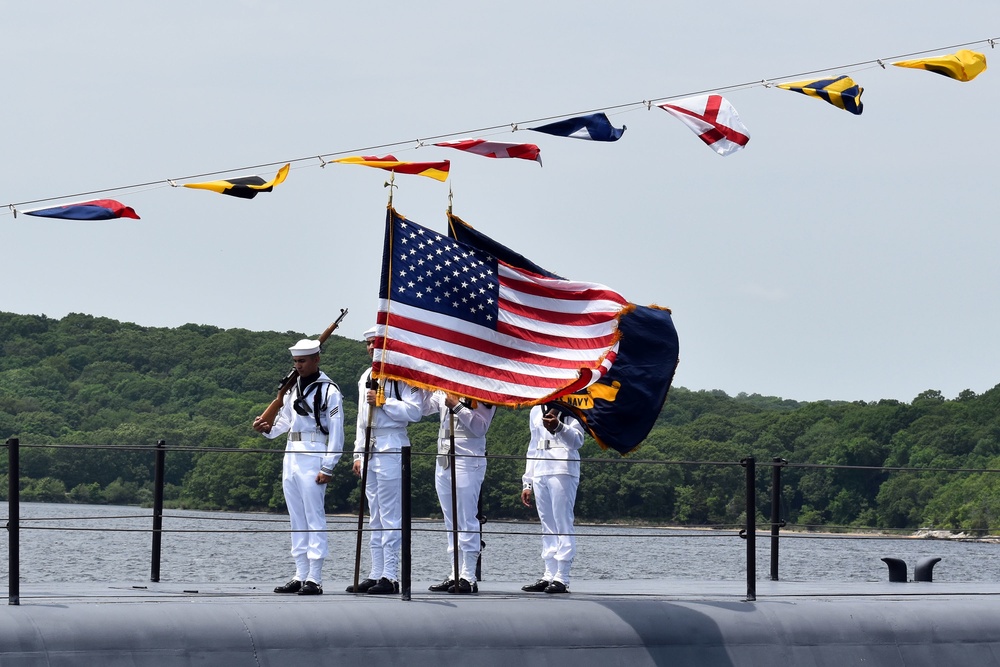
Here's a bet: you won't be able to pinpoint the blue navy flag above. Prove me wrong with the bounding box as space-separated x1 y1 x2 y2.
571 304 679 453
448 213 679 455
528 112 626 142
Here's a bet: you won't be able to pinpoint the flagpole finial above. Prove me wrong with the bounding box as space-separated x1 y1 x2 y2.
448 185 453 214
384 171 397 206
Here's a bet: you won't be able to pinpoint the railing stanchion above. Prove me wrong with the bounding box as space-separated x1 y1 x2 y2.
400 446 411 601
7 438 20 606
742 456 756 601
151 439 166 582
770 457 786 581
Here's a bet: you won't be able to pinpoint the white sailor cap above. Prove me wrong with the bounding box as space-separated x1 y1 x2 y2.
363 326 378 341
288 338 321 356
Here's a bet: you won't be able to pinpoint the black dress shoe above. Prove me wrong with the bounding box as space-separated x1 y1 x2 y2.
449 578 478 594
274 579 302 594
428 578 454 592
345 578 379 593
366 577 398 595
521 579 550 592
544 580 568 594
298 580 323 595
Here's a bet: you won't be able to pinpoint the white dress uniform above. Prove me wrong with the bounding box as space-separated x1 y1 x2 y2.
427 391 496 584
263 370 344 587
353 368 428 584
522 405 585 587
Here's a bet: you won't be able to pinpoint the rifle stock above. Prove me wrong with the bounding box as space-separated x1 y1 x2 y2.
256 308 349 426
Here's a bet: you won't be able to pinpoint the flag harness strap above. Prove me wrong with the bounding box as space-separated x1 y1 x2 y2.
294 378 334 435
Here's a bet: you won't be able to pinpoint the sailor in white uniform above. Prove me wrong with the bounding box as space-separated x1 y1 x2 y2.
348 326 429 595
425 391 495 594
253 338 344 596
520 403 585 594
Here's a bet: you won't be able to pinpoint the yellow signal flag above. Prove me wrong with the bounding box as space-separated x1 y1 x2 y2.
183 163 290 199
893 49 987 82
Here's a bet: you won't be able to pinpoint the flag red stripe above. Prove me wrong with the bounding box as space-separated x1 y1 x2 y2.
377 362 520 403
499 271 627 305
379 311 615 364
381 339 571 388
494 318 618 348
499 296 623 327
376 362 593 406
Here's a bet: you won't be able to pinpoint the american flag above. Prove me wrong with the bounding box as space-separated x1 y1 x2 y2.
374 209 627 407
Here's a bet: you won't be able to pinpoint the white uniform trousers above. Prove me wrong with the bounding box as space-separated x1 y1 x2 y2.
434 456 486 583
364 470 401 582
533 473 579 586
282 452 328 585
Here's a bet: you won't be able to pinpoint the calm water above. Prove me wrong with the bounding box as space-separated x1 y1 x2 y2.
2 502 999 586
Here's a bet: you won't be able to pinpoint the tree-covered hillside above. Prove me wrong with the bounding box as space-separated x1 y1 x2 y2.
2 311 999 532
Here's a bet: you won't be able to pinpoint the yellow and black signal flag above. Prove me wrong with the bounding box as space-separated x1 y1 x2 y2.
777 75 864 115
333 155 450 182
183 163 290 199
893 49 987 82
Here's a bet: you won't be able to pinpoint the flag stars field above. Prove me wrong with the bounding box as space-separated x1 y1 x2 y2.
390 222 501 329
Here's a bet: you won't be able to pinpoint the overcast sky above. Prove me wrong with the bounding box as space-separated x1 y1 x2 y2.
3 2 999 404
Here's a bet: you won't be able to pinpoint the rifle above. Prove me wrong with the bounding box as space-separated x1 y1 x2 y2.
255 308 348 427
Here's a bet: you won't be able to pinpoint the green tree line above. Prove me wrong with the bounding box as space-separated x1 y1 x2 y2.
2 311 999 532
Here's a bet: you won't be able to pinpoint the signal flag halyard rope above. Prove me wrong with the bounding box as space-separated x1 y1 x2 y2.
3 37 997 216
